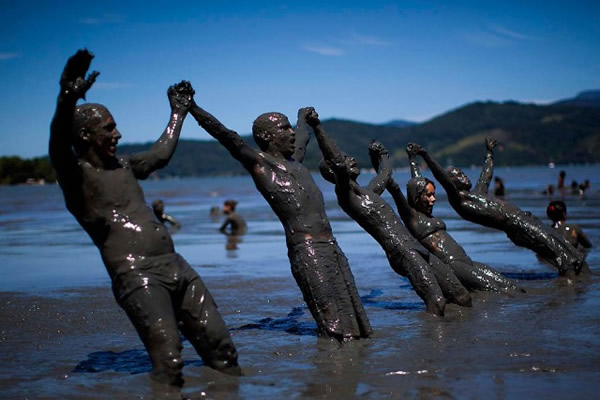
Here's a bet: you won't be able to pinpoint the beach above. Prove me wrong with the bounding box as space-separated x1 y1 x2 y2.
1 166 599 399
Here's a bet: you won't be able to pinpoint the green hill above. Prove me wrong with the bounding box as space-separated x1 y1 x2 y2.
118 100 600 178
4 97 599 184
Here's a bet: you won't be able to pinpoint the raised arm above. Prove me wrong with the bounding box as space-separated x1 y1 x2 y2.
189 99 258 170
293 107 313 163
367 140 392 195
164 214 181 230
386 175 419 226
473 137 496 194
406 144 423 178
409 142 461 203
306 109 351 188
49 49 99 176
130 81 193 179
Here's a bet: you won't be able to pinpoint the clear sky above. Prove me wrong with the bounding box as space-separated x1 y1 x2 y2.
1 0 599 158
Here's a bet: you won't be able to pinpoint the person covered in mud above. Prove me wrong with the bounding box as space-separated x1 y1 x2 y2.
381 144 521 293
152 199 181 230
305 110 472 316
408 138 586 277
493 176 505 197
219 199 247 236
547 200 592 251
189 99 372 341
49 50 241 386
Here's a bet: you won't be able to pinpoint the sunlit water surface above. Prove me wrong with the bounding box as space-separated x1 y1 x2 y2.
1 165 599 399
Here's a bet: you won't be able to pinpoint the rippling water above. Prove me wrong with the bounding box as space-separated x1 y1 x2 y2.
0 165 599 398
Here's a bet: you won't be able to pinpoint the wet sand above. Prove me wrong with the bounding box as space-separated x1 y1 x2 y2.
2 169 599 398
2 269 599 399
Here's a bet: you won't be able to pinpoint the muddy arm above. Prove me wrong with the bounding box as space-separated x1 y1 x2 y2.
306 109 352 188
293 107 313 163
49 49 99 176
189 100 258 170
130 81 193 179
219 217 231 234
577 227 592 249
367 140 392 195
474 137 496 194
387 177 418 223
406 144 422 178
164 214 181 229
409 142 461 203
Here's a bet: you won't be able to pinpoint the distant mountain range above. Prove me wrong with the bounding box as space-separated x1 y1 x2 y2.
117 90 600 178
553 89 600 108
383 119 417 128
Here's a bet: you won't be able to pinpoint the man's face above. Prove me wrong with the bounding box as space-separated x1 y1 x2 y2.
268 115 295 158
344 155 360 178
417 182 436 216
86 108 121 159
448 167 472 190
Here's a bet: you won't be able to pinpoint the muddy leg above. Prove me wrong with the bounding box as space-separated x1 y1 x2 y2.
120 287 185 386
392 250 446 316
178 277 242 376
427 255 472 307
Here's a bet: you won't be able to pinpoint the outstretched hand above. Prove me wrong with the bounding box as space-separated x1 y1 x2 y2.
60 49 99 100
305 108 320 128
406 142 425 156
298 106 315 120
368 140 388 158
368 140 388 172
168 80 195 112
485 137 498 152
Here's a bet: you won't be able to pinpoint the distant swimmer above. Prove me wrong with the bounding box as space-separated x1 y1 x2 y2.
493 176 505 197
219 199 247 236
152 199 181 230
547 200 592 251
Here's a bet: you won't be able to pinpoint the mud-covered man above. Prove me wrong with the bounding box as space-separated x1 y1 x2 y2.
189 98 372 342
49 50 240 386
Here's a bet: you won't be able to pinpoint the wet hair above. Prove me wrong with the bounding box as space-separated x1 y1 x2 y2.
446 166 471 189
71 103 109 150
252 112 286 151
72 103 107 135
406 177 435 208
152 199 164 212
224 199 238 211
546 200 566 223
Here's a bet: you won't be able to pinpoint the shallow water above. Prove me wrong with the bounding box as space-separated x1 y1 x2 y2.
1 165 599 399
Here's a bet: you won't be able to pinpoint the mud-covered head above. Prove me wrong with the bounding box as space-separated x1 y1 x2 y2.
72 103 121 159
546 200 567 223
446 167 472 190
152 200 164 219
319 152 360 184
223 199 238 213
407 177 436 216
252 112 295 158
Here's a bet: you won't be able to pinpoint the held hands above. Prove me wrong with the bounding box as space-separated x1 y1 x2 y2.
368 140 388 158
304 108 320 128
485 137 498 152
406 142 425 156
368 140 388 172
60 49 99 100
168 80 195 113
298 106 315 121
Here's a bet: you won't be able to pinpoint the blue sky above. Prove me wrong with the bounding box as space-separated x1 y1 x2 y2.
1 0 599 158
